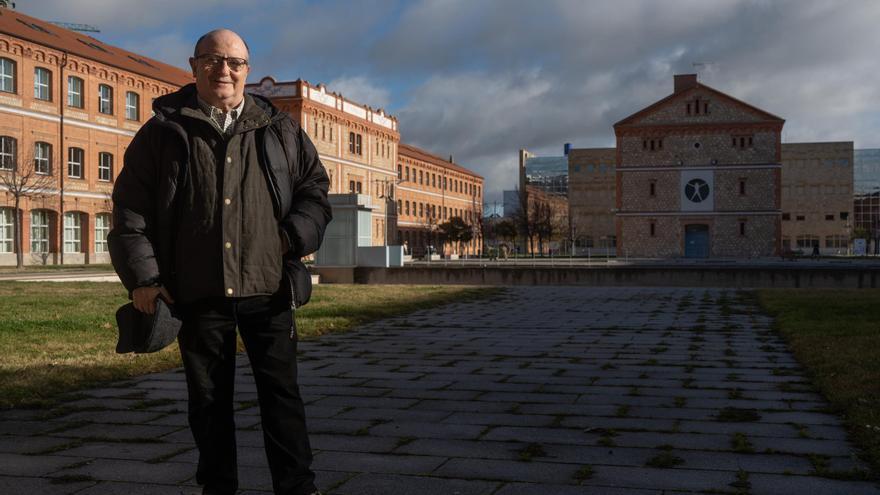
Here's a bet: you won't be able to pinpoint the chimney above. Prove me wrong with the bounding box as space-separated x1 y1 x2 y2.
674 74 698 93
448 154 454 163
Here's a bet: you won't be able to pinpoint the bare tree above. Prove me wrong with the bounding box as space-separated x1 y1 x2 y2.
0 141 56 269
511 186 534 255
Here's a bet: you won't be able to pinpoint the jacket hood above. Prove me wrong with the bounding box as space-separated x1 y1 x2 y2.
152 83 284 123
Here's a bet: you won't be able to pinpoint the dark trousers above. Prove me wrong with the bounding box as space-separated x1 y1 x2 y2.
177 290 316 495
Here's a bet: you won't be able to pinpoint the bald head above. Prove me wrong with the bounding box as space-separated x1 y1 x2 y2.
193 29 249 58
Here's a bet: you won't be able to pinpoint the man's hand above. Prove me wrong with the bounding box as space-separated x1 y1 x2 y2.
132 286 174 315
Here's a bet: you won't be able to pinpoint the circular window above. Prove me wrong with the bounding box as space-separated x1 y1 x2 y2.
694 142 701 149
685 178 710 203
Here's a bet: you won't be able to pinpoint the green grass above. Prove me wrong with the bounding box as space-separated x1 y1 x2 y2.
0 263 114 274
757 289 880 476
0 281 499 409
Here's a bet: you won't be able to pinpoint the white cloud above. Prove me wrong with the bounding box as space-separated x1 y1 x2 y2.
327 76 391 110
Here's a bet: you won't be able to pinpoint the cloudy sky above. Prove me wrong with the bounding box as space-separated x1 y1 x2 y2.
19 0 880 207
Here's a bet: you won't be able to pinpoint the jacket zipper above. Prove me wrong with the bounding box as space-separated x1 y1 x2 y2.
288 269 297 339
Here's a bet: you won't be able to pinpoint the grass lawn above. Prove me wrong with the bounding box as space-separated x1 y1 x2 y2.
0 263 114 274
757 289 880 475
0 282 499 409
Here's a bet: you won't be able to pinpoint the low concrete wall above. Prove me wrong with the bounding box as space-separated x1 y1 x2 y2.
317 265 880 289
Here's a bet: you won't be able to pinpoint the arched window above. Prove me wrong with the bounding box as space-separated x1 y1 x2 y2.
34 67 52 101
125 91 140 121
95 213 111 253
34 142 51 175
63 212 83 253
98 152 113 181
0 58 16 93
0 208 13 253
30 210 50 253
67 76 84 108
68 147 84 178
98 84 113 115
0 136 16 170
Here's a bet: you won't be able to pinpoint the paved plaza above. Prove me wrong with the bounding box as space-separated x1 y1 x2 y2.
1 287 879 494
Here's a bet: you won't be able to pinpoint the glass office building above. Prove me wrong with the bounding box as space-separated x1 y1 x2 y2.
524 156 569 195
854 149 880 253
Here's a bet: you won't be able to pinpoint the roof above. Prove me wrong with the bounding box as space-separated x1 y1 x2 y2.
0 9 192 87
614 80 785 128
399 143 483 180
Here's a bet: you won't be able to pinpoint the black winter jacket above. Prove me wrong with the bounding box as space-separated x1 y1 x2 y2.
108 84 331 307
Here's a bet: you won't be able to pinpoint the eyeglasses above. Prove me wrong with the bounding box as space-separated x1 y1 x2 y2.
194 54 249 72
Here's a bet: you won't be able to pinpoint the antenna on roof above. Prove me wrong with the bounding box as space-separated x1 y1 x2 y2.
49 21 101 33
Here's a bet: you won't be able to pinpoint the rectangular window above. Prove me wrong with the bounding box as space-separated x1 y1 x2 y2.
739 180 746 195
782 213 791 221
0 58 15 93
67 76 83 108
796 215 805 221
825 214 834 221
95 214 110 253
125 91 139 121
30 210 49 253
649 222 656 237
98 152 113 181
349 180 355 193
34 67 51 101
649 181 656 196
348 132 355 153
796 235 819 249
419 170 423 185
405 167 410 181
0 136 16 170
840 212 849 221
34 142 51 175
397 164 402 180
98 84 113 115
68 147 84 178
0 208 12 253
63 212 81 253
356 181 362 194
405 201 410 215
355 134 362 155
739 221 746 236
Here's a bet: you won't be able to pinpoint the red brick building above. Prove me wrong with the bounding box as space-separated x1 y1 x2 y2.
0 9 190 265
397 144 483 256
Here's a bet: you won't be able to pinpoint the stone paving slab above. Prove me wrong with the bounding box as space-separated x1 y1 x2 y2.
3 286 879 494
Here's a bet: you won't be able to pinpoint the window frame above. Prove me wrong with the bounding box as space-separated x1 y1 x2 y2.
0 208 13 253
67 76 84 108
94 213 110 253
0 136 16 171
98 84 113 115
98 152 113 182
30 210 49 253
34 141 51 175
63 211 82 253
68 147 84 178
124 91 140 121
0 57 15 94
33 66 51 101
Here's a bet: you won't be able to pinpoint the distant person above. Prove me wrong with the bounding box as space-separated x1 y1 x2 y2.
402 240 409 255
812 244 821 259
108 28 330 495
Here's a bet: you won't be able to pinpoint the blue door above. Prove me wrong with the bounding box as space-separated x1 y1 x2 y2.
685 224 709 258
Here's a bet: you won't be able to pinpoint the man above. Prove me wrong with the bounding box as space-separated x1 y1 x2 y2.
108 29 330 495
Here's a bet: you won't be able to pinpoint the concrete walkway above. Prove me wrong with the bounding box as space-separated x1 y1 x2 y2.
2 287 879 494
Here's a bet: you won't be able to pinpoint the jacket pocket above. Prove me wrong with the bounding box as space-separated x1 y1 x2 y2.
284 257 312 308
